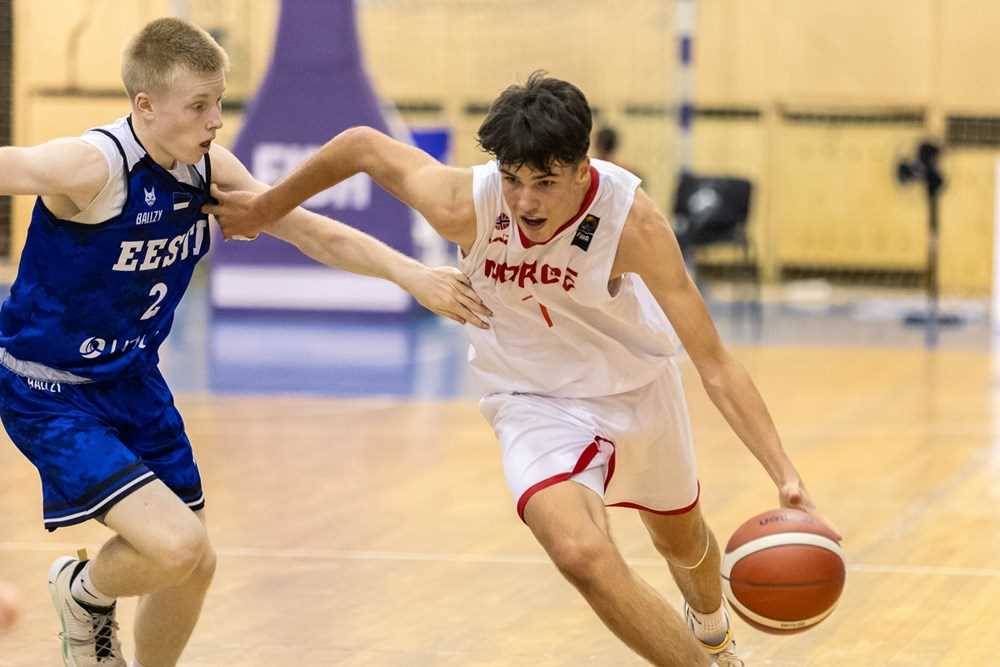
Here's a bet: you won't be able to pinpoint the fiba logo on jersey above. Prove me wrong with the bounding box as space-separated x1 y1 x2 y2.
571 214 600 251
495 213 510 231
144 187 157 207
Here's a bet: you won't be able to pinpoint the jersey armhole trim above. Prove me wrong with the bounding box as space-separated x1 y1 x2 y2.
462 164 498 265
91 128 131 213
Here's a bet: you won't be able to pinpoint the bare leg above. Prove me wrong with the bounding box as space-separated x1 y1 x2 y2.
641 504 723 614
92 481 214 667
133 512 216 667
524 481 710 667
91 481 211 598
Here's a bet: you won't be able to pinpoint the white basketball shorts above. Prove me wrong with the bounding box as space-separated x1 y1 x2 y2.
479 359 700 522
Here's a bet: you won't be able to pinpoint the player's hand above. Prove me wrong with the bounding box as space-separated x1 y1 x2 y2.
202 184 267 241
406 266 492 329
779 479 843 541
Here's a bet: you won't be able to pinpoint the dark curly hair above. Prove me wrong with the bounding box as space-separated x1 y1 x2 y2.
477 71 592 172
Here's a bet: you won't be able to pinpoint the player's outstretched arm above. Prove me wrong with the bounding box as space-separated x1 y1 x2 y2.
613 189 841 538
207 144 490 328
0 138 107 206
204 126 476 249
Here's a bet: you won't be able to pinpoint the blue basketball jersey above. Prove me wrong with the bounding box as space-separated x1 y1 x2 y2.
0 116 213 381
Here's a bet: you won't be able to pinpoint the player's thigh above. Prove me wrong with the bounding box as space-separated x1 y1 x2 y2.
102 479 208 561
0 371 154 530
114 369 204 511
523 481 612 563
603 368 699 513
483 392 614 520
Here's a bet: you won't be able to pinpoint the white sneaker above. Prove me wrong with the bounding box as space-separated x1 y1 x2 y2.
47 557 125 667
684 601 744 667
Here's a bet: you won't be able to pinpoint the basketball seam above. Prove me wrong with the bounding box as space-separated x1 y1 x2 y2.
721 532 845 577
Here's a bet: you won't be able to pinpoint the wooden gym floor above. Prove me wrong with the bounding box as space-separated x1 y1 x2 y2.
1 338 997 666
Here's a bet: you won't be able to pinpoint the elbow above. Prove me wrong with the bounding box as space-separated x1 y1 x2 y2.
695 352 736 394
336 126 378 167
699 368 726 396
339 125 376 144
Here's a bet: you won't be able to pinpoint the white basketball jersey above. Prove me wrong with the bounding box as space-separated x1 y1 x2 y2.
459 158 681 398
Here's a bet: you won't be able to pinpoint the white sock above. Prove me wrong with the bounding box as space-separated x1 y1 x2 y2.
689 602 728 645
70 561 116 609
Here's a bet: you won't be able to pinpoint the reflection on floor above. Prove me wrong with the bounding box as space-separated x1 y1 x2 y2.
158 271 991 398
0 269 990 399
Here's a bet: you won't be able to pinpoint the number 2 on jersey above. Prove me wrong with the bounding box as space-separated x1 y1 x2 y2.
140 283 168 320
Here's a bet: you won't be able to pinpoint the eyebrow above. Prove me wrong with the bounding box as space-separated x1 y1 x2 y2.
500 169 557 180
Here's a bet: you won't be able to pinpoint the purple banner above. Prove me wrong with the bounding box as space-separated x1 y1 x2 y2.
212 0 414 312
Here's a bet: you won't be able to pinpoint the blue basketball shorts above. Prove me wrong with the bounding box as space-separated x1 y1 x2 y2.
0 362 204 531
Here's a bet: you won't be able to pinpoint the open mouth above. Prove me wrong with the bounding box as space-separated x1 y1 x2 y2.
521 216 546 228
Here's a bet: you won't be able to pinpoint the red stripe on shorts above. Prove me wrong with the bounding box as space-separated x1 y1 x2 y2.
516 437 605 522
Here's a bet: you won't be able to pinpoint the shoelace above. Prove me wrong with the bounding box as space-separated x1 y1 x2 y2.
93 613 120 660
63 608 122 661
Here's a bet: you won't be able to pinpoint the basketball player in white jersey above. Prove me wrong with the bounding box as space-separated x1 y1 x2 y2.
207 72 840 667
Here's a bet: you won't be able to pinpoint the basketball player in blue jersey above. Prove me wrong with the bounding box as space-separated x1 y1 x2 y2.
208 74 841 667
0 18 489 667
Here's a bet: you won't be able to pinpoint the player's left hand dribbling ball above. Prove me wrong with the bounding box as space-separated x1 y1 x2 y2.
721 508 845 634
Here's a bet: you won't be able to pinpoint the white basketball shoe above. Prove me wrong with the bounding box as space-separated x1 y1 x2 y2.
48 556 125 666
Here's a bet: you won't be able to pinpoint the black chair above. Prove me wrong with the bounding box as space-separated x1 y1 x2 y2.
671 172 760 322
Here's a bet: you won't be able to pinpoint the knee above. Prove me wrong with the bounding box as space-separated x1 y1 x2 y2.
154 521 211 583
547 533 620 589
190 540 217 585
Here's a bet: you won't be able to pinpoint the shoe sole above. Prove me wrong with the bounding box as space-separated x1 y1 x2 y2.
47 556 78 667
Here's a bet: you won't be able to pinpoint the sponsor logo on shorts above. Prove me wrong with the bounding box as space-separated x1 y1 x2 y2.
26 378 61 393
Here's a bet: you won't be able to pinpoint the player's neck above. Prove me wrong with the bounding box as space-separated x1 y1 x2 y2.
129 116 177 170
565 167 595 224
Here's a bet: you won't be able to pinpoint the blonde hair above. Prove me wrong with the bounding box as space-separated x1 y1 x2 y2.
121 17 229 99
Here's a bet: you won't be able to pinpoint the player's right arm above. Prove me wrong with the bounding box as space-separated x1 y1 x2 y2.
206 126 478 251
0 139 107 214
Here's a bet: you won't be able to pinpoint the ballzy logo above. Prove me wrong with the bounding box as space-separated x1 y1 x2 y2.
136 210 163 225
26 378 61 393
253 143 371 210
144 187 156 207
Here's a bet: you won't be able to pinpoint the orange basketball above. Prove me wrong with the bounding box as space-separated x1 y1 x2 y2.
721 508 845 634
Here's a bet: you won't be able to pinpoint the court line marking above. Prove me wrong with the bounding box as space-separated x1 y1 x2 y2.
1 541 998 578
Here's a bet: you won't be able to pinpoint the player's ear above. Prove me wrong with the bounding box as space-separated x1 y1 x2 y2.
576 158 591 183
134 92 154 118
